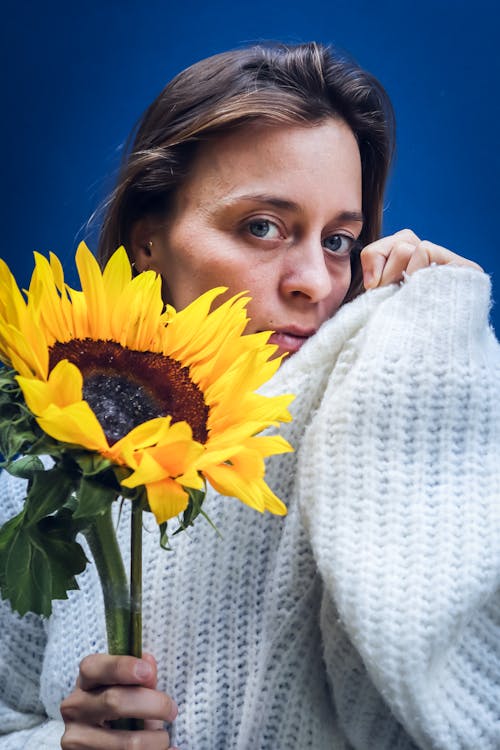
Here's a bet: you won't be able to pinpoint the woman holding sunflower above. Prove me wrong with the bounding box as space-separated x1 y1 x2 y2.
0 42 498 750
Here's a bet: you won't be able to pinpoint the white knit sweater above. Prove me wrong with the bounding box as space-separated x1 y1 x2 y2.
0 265 499 750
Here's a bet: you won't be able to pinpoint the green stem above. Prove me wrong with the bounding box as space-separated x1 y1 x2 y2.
130 503 143 659
84 506 130 655
83 503 144 731
129 502 143 731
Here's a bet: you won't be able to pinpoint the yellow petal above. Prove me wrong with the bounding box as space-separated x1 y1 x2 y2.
255 479 288 516
244 434 294 458
203 464 261 508
16 376 55 415
18 361 80 415
149 436 204 475
145 478 190 523
49 251 66 291
122 451 173 487
102 246 132 306
75 242 111 339
0 322 48 379
67 288 89 338
205 462 287 515
0 259 28 329
37 402 109 451
48 360 84 405
111 417 173 461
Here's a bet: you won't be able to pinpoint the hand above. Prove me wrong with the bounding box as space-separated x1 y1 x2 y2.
61 653 179 749
360 229 483 289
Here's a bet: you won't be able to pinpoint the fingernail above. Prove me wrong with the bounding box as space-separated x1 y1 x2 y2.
134 660 153 680
169 698 179 721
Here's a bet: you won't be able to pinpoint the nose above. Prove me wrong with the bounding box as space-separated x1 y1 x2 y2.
280 240 334 303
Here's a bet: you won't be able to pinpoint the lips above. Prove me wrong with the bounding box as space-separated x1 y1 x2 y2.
267 327 317 355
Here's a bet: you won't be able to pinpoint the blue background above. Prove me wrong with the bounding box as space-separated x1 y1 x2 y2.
1 0 499 330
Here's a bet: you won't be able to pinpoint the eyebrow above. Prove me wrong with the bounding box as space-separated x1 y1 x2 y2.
221 193 364 224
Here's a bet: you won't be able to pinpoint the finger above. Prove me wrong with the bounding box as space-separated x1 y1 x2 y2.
145 718 168 730
77 654 156 691
361 229 420 288
407 240 483 273
142 654 164 730
401 244 432 277
61 685 178 726
142 652 159 687
378 241 417 286
61 723 171 750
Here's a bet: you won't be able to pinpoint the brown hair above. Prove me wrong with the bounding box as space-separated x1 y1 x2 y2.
98 41 395 302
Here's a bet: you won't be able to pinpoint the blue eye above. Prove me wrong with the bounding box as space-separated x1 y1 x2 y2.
322 234 359 255
247 219 280 239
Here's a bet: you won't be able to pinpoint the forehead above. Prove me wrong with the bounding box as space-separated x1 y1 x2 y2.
176 119 362 210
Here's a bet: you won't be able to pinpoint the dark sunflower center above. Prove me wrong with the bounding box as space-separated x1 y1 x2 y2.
49 339 209 445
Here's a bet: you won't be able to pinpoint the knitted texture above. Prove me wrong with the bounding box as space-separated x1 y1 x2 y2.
0 265 498 749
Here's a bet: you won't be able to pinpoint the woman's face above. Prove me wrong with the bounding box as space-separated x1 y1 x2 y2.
140 119 363 357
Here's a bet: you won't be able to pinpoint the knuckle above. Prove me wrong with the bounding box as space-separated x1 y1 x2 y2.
417 239 433 252
60 726 83 750
60 704 77 724
125 732 170 750
60 693 79 724
397 228 419 243
393 241 414 257
78 654 95 680
102 686 122 718
124 734 142 750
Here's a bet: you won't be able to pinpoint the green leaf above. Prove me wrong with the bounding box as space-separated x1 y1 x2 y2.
0 366 18 388
0 423 40 463
24 466 76 527
158 522 171 551
34 517 88 599
0 405 41 459
73 477 117 520
5 455 44 480
199 509 223 539
0 513 88 617
156 488 218 549
72 452 113 477
173 487 207 536
27 434 64 457
0 513 24 553
0 519 17 592
2 526 51 616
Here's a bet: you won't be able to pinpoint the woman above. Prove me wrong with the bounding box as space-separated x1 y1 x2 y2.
0 42 498 750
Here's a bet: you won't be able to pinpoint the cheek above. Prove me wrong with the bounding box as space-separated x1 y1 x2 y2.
168 255 266 313
158 236 234 306
194 252 273 300
326 262 353 311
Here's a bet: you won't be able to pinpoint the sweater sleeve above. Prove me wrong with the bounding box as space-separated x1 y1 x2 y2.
0 470 64 748
298 266 500 750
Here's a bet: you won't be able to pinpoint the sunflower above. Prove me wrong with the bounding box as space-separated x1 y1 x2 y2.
0 243 294 523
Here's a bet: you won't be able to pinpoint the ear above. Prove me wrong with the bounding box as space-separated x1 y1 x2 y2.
129 218 156 272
